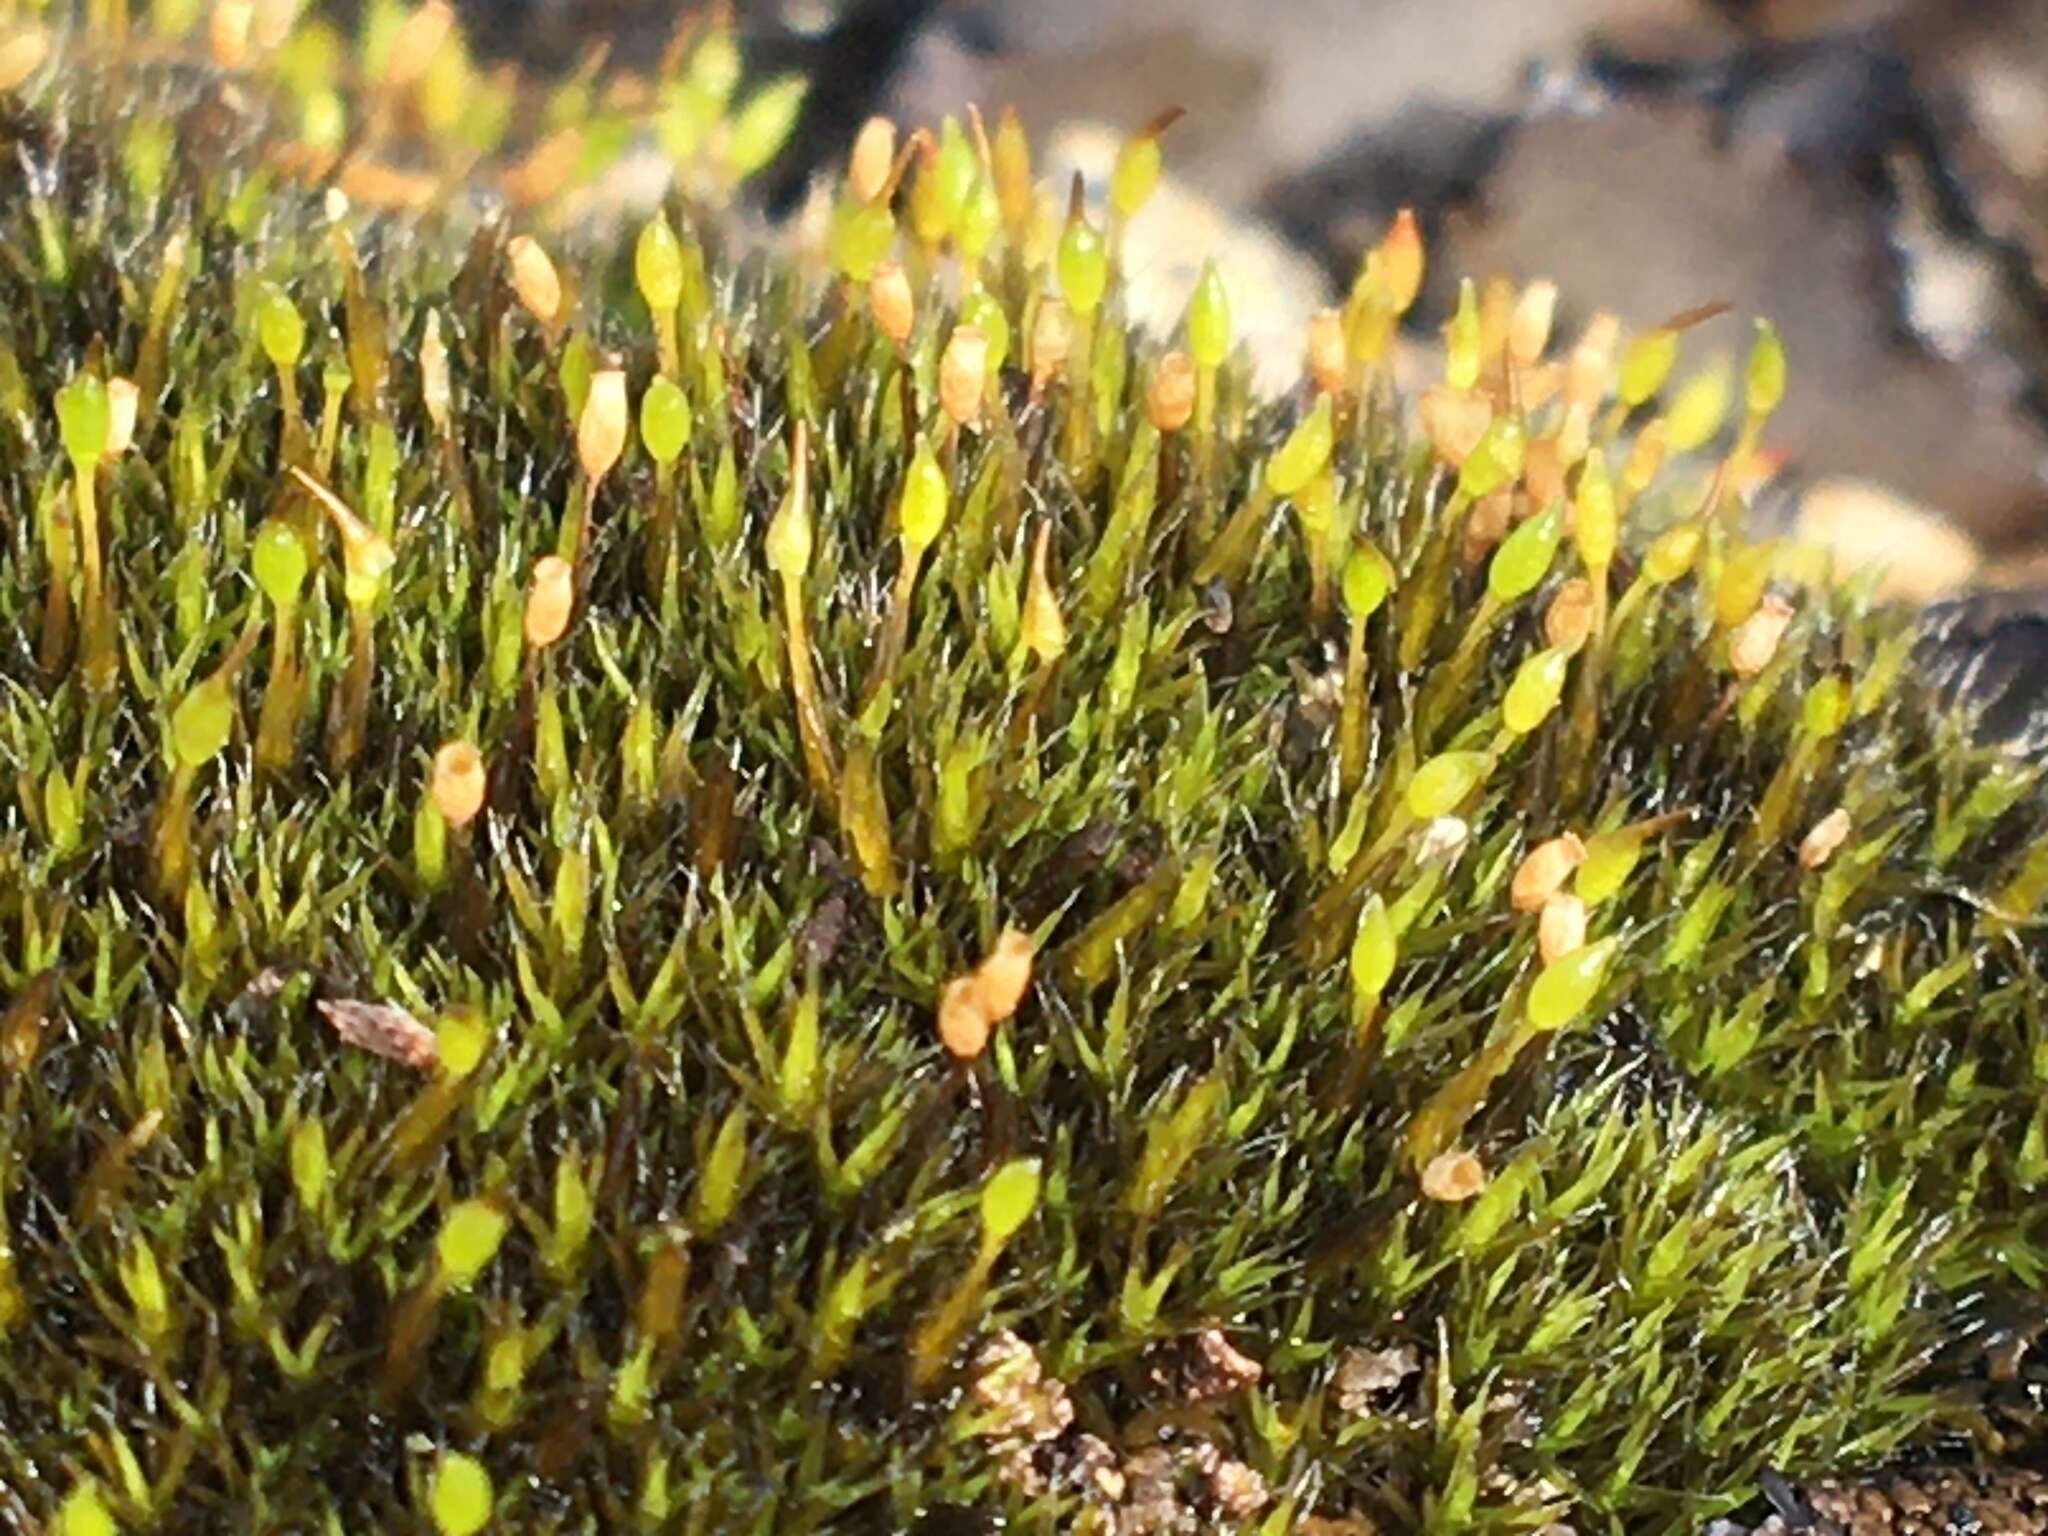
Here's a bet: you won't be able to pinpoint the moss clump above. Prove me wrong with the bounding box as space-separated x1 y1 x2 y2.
0 9 2045 1533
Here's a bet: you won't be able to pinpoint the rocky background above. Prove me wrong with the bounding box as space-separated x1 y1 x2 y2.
450 1 2048 561
412 0 2048 758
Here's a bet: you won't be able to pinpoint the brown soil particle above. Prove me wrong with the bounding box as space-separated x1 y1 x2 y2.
968 1329 1075 1444
1333 1344 1423 1415
1744 1468 2048 1535
1150 1325 1266 1403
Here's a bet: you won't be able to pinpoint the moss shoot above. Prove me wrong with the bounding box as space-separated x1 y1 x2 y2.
0 6 2045 1533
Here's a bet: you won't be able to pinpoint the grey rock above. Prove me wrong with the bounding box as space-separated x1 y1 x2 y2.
1439 100 2048 549
888 0 1701 208
1916 588 2048 754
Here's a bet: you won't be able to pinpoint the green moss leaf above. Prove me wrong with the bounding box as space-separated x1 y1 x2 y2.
436 1201 509 1291
428 1451 493 1536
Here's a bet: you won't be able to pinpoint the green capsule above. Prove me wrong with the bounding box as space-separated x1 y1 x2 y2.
764 467 813 581
961 290 1010 376
1350 893 1397 1000
898 438 949 555
258 282 305 371
1713 540 1776 630
1576 828 1644 908
1058 208 1108 318
1111 130 1163 219
301 89 347 155
639 375 692 466
1573 450 1617 572
1526 937 1619 1034
1444 278 1480 391
1746 319 1786 420
688 25 741 103
992 107 1032 226
340 528 395 610
252 521 307 611
56 1480 117 1536
1343 542 1394 618
829 194 896 284
1502 647 1570 735
1265 395 1335 498
321 347 352 406
1188 260 1231 369
1619 328 1678 406
980 1157 1042 1246
635 213 684 314
436 1200 509 1291
1407 751 1489 820
55 372 110 467
1487 500 1563 603
1664 360 1731 454
654 76 707 163
727 76 808 180
1643 521 1702 585
1457 415 1526 500
1802 675 1851 742
428 1451 494 1536
171 676 237 771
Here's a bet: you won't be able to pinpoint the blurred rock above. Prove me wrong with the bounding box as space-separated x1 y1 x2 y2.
1720 1465 2048 1534
1984 543 2048 590
1916 588 2048 753
887 0 1704 209
1439 101 2048 550
1898 0 2048 298
442 0 2048 583
449 0 946 211
1723 0 1912 39
1795 479 1983 602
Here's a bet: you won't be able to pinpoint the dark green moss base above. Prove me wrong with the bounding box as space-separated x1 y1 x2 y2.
0 28 2045 1536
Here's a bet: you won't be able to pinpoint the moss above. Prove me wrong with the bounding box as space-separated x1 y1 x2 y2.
0 8 2045 1533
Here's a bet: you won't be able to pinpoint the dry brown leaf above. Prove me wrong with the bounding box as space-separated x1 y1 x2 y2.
317 998 438 1070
